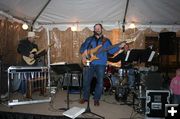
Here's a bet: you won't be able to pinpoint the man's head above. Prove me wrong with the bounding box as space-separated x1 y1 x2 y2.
124 44 129 51
27 31 37 43
93 23 103 36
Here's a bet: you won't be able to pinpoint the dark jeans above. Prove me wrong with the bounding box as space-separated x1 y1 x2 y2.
82 65 106 101
19 73 31 95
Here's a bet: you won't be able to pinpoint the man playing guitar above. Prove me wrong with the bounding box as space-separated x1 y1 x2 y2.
79 23 125 106
17 31 46 66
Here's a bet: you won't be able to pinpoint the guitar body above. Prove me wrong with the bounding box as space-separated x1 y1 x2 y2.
82 55 99 66
22 42 54 65
81 45 102 66
23 48 37 65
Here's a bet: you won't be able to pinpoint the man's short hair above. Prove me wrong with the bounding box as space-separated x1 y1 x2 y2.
94 23 103 30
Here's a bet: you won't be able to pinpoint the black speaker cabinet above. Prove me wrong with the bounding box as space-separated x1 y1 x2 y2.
145 72 162 90
145 90 170 117
159 32 176 55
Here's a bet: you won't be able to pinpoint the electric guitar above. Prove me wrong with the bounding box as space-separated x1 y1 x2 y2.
23 42 54 65
81 41 127 66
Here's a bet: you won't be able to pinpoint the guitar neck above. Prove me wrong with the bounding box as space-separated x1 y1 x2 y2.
36 48 45 55
100 41 126 53
36 43 54 55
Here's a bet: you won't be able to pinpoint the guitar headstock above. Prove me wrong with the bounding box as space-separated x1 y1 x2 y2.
119 40 134 48
123 40 134 44
48 42 55 47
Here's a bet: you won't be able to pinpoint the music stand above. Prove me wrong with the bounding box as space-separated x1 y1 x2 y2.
139 49 155 63
123 50 144 106
125 49 141 62
50 63 82 110
125 49 155 86
64 64 82 96
125 49 155 112
125 49 155 63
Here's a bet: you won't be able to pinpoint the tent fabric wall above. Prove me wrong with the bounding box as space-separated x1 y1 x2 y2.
0 19 180 65
0 19 26 65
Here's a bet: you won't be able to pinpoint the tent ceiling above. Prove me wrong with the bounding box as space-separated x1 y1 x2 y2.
0 0 48 22
127 0 180 25
0 0 180 29
38 0 126 24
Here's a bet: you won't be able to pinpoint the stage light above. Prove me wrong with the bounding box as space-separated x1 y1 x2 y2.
129 23 136 29
22 23 28 30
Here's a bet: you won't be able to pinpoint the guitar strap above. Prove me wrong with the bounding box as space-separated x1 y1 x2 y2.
101 35 107 44
96 38 99 46
95 35 106 46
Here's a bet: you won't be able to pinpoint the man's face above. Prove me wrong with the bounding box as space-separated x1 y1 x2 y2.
94 24 102 36
124 44 129 51
28 37 35 43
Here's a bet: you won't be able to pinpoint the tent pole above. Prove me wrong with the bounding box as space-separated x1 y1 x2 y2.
31 0 51 30
122 0 130 32
46 27 51 88
121 0 130 41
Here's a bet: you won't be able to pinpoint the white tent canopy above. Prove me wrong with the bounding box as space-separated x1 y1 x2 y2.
0 0 180 31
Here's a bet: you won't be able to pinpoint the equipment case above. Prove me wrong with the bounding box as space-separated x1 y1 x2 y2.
145 90 170 117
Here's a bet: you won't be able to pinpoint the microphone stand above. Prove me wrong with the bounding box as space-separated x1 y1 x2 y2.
58 69 70 111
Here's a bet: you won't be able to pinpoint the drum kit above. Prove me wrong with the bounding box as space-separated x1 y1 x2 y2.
102 65 153 102
103 65 130 100
90 63 156 108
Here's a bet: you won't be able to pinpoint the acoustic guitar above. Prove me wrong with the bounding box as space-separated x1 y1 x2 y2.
23 43 54 65
81 41 127 66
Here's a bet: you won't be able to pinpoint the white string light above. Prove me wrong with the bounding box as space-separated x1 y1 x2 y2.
129 23 136 29
71 24 77 31
22 23 28 30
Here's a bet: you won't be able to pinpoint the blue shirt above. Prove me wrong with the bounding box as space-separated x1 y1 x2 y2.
80 36 120 65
